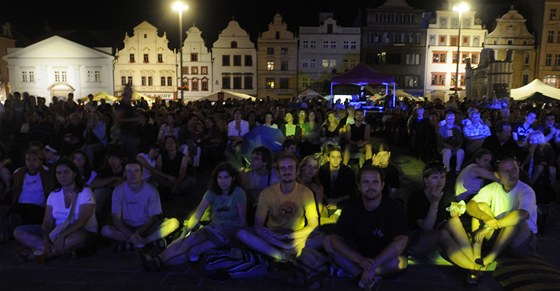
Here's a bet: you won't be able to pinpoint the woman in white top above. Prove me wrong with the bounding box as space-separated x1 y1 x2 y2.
13 158 97 261
455 149 499 202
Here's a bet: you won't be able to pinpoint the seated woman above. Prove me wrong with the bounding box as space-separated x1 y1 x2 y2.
71 150 98 187
521 130 557 204
138 162 246 270
454 149 499 202
13 158 98 261
321 111 343 146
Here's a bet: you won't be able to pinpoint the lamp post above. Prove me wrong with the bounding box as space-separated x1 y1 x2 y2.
453 2 470 96
172 1 188 101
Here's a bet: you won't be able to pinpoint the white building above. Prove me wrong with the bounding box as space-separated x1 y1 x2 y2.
3 35 114 104
424 2 486 100
211 19 257 95
114 21 177 100
181 25 213 102
298 13 361 94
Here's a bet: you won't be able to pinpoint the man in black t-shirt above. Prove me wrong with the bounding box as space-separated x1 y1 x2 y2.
323 165 408 289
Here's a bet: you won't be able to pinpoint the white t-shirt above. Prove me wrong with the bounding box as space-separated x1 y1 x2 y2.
19 172 45 206
471 181 538 233
137 153 156 180
111 182 162 227
47 187 98 233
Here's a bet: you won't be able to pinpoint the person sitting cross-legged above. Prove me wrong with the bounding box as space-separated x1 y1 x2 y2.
237 153 319 262
138 162 246 270
100 162 179 251
323 165 408 290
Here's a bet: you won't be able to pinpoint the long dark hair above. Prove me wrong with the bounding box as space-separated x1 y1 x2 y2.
71 149 93 182
208 162 240 196
53 157 85 192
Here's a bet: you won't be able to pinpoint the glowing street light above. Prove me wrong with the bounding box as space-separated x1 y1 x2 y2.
172 1 189 101
453 2 470 95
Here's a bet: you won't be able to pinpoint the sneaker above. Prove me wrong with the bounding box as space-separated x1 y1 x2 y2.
359 276 382 291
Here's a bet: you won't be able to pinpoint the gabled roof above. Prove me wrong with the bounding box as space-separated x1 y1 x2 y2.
331 63 395 85
511 79 560 101
3 35 113 60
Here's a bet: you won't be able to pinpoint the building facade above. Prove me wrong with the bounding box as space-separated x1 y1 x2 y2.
536 0 560 88
0 23 16 100
114 21 177 99
3 35 114 105
181 25 213 102
211 19 257 95
257 13 298 99
298 13 361 94
484 7 536 90
361 0 428 96
424 2 486 100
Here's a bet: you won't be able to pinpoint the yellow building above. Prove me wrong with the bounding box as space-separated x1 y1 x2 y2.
537 0 560 88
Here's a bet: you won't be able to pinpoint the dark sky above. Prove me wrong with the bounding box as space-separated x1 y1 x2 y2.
2 0 522 49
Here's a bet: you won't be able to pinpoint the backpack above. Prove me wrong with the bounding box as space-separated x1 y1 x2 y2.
293 248 330 290
200 247 268 279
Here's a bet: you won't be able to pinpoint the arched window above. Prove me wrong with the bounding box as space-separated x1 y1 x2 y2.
231 41 238 48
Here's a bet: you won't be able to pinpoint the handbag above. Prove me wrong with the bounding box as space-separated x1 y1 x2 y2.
49 192 78 242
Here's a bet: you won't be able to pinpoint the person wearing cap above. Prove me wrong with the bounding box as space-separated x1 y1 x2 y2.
43 145 62 170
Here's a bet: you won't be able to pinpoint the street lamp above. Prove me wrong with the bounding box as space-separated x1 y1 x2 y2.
172 0 188 101
453 2 470 96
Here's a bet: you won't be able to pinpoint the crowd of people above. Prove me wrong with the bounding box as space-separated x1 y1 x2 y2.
0 87 559 289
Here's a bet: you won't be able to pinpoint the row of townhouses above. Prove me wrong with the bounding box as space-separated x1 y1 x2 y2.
0 0 558 104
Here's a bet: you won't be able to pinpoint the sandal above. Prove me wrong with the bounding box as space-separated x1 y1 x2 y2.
466 259 485 285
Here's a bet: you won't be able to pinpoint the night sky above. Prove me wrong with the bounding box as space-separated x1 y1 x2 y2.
2 0 523 49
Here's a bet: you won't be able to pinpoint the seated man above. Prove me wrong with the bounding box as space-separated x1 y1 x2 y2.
467 154 538 268
323 165 408 289
343 109 372 166
101 162 179 250
237 153 319 262
463 110 491 157
318 146 356 213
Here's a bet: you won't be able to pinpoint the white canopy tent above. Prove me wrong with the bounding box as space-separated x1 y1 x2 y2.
197 90 256 101
511 79 560 101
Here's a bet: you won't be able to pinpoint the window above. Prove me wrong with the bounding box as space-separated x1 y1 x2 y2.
473 36 480 47
451 73 465 86
450 36 458 46
280 78 289 89
129 54 135 63
183 66 189 75
222 74 231 89
222 55 230 66
148 76 153 86
54 70 67 82
322 59 329 68
303 40 309 49
158 54 163 63
406 54 420 65
87 69 101 82
231 41 238 48
323 41 329 49
143 54 149 63
330 41 336 49
451 17 459 28
429 35 436 45
191 67 198 74
309 58 316 68
522 74 529 85
267 61 275 71
524 53 530 65
546 54 552 66
452 52 458 64
233 74 242 89
233 55 242 66
432 52 447 63
21 71 34 83
201 78 208 91
190 53 198 62
350 41 357 49
439 17 447 28
142 76 147 86
551 8 557 20
281 48 288 55
471 53 480 64
343 41 349 49
245 55 253 66
244 74 253 89
121 76 127 85
555 54 560 66
265 78 275 89
548 31 554 43
201 66 208 75
557 31 560 43
438 36 446 46
310 41 316 49
431 73 446 86
160 77 166 86
281 60 288 71
462 36 470 46
302 78 309 88
544 75 558 87
267 48 274 55
127 76 133 85
192 78 199 91
462 53 468 63
181 77 188 90
404 76 419 88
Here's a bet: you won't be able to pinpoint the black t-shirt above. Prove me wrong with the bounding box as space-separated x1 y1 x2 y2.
407 188 454 232
334 196 408 258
